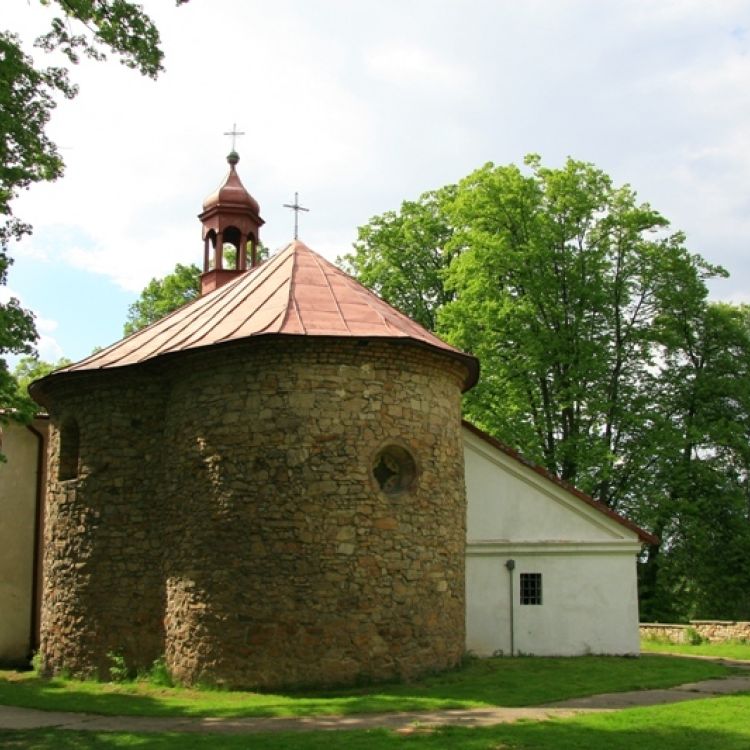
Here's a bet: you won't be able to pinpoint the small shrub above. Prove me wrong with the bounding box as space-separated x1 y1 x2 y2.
685 627 705 646
107 651 130 683
30 651 43 675
147 656 173 687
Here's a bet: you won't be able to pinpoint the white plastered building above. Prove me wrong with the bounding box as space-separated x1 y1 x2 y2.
463 422 653 657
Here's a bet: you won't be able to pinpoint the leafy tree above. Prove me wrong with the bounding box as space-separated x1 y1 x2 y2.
638 302 750 620
124 262 201 335
341 187 458 330
0 294 39 423
440 157 725 503
1 1 185 415
10 355 72 420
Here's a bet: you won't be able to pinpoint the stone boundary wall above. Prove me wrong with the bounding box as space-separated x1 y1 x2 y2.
641 621 750 643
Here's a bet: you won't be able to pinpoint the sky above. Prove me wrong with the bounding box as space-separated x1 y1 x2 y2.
4 0 750 363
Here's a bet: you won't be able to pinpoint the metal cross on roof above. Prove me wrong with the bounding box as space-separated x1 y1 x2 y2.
283 192 310 240
223 123 245 152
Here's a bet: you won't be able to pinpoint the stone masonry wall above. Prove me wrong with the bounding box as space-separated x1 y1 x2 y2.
162 338 468 688
641 621 750 643
40 370 168 678
39 337 469 688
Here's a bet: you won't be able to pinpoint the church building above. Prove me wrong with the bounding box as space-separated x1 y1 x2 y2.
0 152 654 684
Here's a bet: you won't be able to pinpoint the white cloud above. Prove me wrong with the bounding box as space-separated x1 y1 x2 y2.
365 43 473 94
62 223 196 293
36 317 65 362
0 286 16 305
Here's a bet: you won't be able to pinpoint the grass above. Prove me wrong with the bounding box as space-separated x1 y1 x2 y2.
2 695 750 749
0 654 735 719
641 637 750 661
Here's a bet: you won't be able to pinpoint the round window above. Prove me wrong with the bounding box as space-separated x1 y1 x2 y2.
372 445 417 495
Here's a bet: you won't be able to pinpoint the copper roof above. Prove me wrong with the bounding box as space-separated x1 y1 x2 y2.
202 152 260 214
43 241 478 389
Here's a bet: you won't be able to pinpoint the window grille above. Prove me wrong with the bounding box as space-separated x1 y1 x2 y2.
520 572 542 605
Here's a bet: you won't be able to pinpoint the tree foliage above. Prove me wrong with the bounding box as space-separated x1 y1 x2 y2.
1 1 184 415
342 187 459 330
637 302 750 620
9 355 72 420
124 262 200 335
348 154 750 621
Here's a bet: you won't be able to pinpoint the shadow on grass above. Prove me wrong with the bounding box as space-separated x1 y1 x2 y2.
2 711 750 750
298 654 735 707
0 655 737 720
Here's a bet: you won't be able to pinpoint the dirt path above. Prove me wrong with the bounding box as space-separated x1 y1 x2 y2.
1 674 749 735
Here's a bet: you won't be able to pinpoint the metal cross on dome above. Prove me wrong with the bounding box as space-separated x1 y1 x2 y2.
223 123 245 152
283 192 310 240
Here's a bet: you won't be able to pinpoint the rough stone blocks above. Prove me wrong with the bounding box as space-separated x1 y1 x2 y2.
39 338 469 688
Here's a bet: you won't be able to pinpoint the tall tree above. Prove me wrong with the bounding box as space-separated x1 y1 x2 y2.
440 156 724 508
638 302 750 620
1 1 185 415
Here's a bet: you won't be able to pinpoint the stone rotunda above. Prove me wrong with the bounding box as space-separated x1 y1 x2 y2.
30 153 479 689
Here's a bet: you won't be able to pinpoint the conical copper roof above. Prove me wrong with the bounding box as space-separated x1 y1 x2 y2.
201 151 260 215
38 241 478 390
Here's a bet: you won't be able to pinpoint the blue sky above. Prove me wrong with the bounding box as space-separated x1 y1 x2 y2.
5 0 750 363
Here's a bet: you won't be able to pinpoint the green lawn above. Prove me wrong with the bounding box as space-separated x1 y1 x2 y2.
641 638 750 661
2 695 750 749
0 655 734 719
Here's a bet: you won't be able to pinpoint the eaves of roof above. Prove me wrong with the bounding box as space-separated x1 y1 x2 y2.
30 241 478 401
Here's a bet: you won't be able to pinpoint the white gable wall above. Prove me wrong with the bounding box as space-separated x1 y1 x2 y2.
463 426 642 656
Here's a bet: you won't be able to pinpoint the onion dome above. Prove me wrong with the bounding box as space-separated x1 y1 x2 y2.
202 151 260 215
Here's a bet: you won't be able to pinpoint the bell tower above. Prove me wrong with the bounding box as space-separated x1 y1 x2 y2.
199 150 264 295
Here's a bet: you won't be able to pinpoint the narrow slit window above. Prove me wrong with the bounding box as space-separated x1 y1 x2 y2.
520 573 542 605
58 418 80 481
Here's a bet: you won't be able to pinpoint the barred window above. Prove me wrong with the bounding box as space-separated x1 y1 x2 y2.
520 573 542 605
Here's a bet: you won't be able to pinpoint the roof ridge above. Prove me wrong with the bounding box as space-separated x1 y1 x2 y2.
306 246 352 335
287 243 307 335
152 249 289 354
144 264 263 357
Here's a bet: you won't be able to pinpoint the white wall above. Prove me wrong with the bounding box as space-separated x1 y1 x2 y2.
463 426 643 656
467 548 640 656
0 420 42 664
